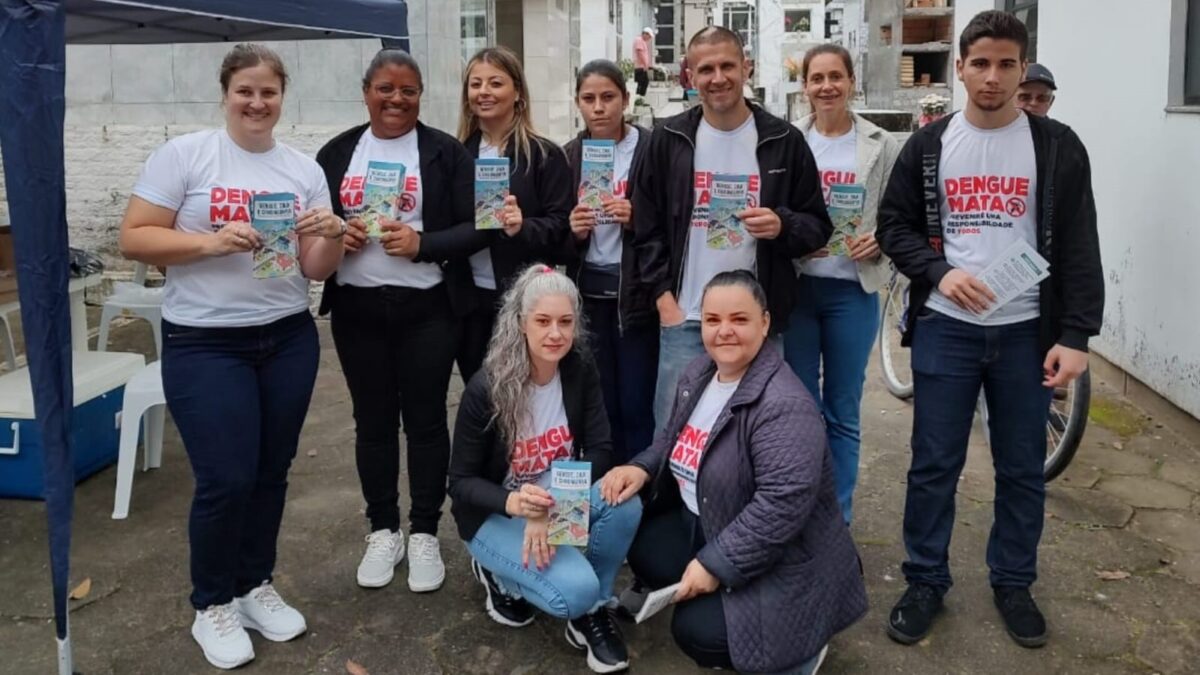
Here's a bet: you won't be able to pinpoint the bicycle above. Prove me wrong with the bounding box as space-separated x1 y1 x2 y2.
877 271 1090 481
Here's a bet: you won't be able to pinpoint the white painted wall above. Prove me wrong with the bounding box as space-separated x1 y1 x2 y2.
953 0 1200 416
581 0 619 64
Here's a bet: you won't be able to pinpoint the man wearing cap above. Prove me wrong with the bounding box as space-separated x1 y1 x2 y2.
1016 63 1056 117
634 27 655 97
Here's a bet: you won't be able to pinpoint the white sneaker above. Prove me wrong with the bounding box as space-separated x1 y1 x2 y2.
357 529 405 588
234 582 307 642
406 533 446 593
192 602 254 670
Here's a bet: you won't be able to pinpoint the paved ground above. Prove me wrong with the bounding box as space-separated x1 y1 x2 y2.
2 316 1200 674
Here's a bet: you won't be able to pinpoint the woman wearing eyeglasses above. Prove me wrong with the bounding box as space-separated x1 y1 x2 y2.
315 50 479 595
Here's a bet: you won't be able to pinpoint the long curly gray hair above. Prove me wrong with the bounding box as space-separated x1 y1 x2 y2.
484 264 586 453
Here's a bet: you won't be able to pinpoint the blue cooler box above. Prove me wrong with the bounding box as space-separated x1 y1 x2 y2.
0 351 146 500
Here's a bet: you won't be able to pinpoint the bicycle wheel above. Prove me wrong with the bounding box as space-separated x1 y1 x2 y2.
1045 369 1090 482
878 274 913 399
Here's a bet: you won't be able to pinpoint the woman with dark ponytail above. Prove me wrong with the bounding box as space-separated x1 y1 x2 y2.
563 59 658 463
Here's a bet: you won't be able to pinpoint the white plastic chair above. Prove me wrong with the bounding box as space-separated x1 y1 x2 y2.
111 361 166 520
0 299 19 371
98 262 163 359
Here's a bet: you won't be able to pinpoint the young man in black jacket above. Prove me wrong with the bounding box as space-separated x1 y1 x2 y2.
877 11 1102 649
633 26 831 430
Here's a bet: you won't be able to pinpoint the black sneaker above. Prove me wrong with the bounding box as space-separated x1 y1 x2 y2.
886 583 944 645
470 559 534 627
613 579 649 622
566 608 630 673
994 586 1047 648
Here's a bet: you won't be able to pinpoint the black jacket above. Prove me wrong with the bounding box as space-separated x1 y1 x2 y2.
632 103 833 332
314 122 478 317
447 350 614 541
876 112 1103 353
562 125 656 331
462 130 574 292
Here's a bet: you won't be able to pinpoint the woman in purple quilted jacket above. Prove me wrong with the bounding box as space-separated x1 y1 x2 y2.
601 270 867 673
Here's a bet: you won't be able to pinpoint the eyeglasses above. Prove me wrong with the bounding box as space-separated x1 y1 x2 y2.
372 84 422 100
1017 92 1054 104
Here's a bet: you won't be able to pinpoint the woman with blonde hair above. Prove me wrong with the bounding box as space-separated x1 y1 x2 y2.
449 265 641 673
454 46 573 383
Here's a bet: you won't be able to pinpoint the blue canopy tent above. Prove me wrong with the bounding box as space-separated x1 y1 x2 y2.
0 1 406 671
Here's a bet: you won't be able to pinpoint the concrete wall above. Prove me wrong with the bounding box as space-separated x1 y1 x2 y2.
519 0 581 142
865 0 902 108
0 0 464 262
581 0 619 64
954 0 1200 417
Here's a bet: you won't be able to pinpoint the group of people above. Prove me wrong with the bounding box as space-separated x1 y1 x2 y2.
118 9 1101 673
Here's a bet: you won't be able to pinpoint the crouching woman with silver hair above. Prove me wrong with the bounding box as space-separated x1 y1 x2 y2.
448 264 641 674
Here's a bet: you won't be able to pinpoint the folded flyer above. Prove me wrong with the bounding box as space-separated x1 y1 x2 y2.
825 183 866 257
976 238 1051 319
475 157 510 230
249 192 298 279
579 139 616 223
634 583 682 624
360 161 406 238
707 173 750 250
547 460 591 547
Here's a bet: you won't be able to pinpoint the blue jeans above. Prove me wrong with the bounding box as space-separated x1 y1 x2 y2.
902 312 1051 590
584 297 659 462
162 311 319 609
467 482 642 619
783 275 880 523
652 321 706 434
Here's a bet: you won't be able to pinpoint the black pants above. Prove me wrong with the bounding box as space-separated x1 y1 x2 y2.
634 68 650 97
455 286 499 386
330 284 457 535
583 297 659 462
628 506 734 670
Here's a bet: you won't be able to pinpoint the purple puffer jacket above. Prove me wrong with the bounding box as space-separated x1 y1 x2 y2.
630 345 867 673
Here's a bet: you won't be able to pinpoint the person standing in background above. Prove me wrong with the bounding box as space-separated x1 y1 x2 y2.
633 27 655 97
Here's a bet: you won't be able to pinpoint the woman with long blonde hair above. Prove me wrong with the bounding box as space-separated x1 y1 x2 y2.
454 47 573 384
448 265 640 674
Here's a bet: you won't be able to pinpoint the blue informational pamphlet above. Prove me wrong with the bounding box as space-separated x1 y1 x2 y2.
475 157 510 230
360 160 406 238
250 192 298 279
547 460 591 547
707 173 750 250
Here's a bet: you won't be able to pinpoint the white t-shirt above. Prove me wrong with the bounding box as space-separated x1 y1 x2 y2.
336 129 441 289
584 126 640 267
926 113 1039 325
469 142 501 290
678 116 760 321
504 373 574 490
132 129 331 327
670 374 739 515
799 125 860 282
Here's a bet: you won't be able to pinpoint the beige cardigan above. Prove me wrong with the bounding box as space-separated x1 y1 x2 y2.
794 111 901 293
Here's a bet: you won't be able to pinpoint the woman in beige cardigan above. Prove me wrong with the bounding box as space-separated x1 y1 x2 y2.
783 44 901 523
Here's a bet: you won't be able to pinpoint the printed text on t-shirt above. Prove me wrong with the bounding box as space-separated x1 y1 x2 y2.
943 175 1030 235
209 188 297 231
510 425 574 484
669 424 708 482
820 170 856 204
340 175 421 216
691 171 760 227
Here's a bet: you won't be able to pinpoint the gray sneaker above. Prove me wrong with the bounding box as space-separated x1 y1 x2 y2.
357 529 405 588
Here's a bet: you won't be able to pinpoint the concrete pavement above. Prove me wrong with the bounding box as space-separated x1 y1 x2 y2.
2 317 1199 674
